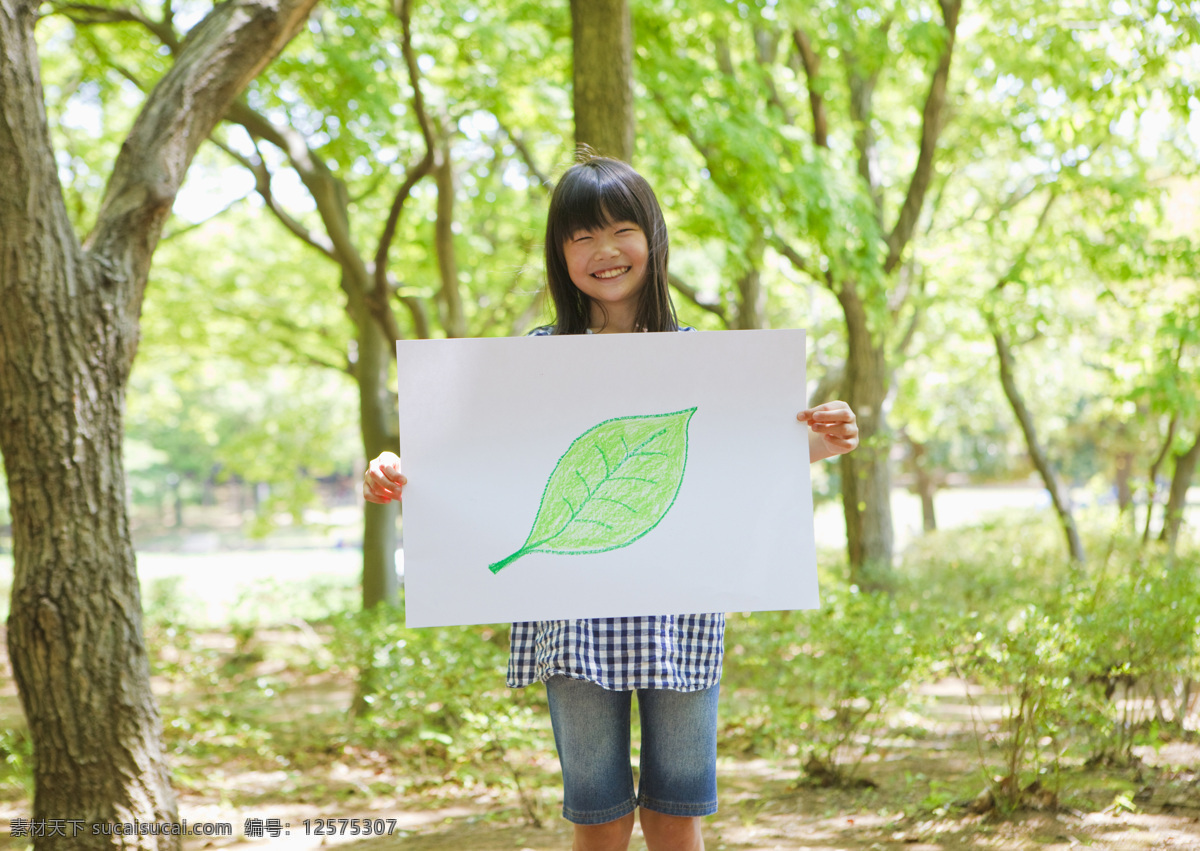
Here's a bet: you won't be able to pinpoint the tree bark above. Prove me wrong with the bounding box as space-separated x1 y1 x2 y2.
571 0 634 162
1160 430 1200 554
0 1 316 847
836 281 894 590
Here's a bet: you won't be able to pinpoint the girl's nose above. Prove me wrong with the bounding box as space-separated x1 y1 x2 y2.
595 237 619 257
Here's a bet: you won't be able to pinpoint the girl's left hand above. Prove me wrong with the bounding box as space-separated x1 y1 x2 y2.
798 401 859 462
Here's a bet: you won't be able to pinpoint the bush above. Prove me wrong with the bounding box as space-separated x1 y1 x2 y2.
1068 544 1200 764
910 519 1200 810
723 585 932 786
328 599 554 824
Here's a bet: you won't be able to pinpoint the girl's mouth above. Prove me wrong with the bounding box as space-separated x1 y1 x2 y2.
593 266 631 279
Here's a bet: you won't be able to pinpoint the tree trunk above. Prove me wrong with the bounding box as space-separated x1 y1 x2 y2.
0 2 316 846
435 137 468 339
837 281 894 590
0 222 179 851
1115 451 1133 514
991 326 1086 564
905 435 938 532
571 0 634 161
733 232 767 330
345 271 400 610
1160 430 1200 554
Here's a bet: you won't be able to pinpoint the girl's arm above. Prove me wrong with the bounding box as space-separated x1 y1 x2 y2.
363 451 407 503
797 401 859 463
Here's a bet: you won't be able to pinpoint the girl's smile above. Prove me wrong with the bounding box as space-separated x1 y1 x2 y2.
563 221 649 329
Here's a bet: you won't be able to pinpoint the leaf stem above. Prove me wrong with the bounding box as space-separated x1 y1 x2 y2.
488 548 531 574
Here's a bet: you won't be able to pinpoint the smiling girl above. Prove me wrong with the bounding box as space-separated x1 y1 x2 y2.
364 154 859 851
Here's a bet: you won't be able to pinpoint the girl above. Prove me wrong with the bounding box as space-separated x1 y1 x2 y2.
364 155 859 851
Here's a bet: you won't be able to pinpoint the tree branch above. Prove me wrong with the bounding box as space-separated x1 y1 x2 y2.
160 187 254 241
84 0 320 294
754 26 794 125
983 185 1083 563
371 0 437 345
223 100 364 279
994 190 1059 293
209 305 350 373
434 132 467 338
809 361 845 408
792 28 828 148
668 273 729 326
770 235 833 289
500 121 553 192
208 135 337 259
884 0 961 274
47 2 181 52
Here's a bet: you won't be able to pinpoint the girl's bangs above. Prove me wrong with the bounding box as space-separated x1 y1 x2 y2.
556 169 643 237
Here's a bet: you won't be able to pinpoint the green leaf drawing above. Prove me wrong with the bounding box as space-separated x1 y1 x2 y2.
489 407 697 574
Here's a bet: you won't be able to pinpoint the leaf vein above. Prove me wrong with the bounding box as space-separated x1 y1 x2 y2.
594 442 612 476
595 496 638 514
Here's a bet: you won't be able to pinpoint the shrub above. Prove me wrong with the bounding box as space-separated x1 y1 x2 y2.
328 599 554 824
723 586 931 786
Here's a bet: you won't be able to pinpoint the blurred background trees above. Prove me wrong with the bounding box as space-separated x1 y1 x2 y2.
5 0 1189 611
26 0 1198 578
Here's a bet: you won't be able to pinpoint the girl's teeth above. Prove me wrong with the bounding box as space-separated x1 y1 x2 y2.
595 267 629 279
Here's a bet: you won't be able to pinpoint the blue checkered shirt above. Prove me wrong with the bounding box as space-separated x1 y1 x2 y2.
506 324 724 692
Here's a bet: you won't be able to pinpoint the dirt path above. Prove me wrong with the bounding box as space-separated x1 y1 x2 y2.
154 744 1199 851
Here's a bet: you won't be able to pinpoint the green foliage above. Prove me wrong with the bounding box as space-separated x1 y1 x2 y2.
908 518 1200 810
0 728 34 801
720 515 1200 803
1067 545 1200 764
957 605 1081 808
723 586 931 786
125 209 362 530
327 600 553 821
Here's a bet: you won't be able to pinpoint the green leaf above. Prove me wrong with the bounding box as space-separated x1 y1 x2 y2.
489 407 697 574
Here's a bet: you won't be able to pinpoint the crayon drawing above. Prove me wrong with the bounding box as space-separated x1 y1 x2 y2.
489 407 697 574
396 329 818 628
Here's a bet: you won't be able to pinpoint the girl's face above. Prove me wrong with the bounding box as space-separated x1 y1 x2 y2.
562 220 650 322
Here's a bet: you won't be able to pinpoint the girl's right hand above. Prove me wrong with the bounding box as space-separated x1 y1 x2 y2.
363 452 407 504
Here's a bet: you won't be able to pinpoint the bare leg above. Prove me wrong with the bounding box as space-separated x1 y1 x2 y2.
639 810 704 851
572 811 636 851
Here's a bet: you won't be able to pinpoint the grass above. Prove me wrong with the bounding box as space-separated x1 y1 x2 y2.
0 499 1197 850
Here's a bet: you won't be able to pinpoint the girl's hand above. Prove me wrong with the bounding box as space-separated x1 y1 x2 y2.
797 401 859 463
363 452 407 503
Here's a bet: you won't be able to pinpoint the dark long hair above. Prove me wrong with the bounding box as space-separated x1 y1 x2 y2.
543 155 679 334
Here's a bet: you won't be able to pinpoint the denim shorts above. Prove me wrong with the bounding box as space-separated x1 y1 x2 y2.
545 675 720 825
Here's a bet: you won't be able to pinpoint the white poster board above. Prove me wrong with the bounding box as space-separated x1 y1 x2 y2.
397 329 819 628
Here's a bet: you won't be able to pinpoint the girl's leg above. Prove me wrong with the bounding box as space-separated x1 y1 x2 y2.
573 811 636 851
546 676 638 841
635 683 720 851
639 810 704 851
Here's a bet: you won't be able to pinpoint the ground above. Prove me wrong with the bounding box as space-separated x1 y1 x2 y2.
6 667 1189 851
170 728 1200 851
0 493 1197 850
